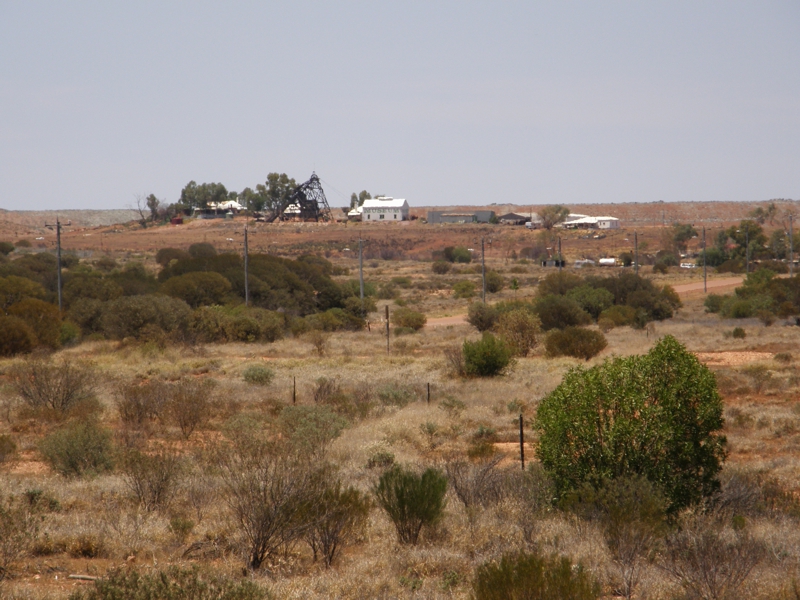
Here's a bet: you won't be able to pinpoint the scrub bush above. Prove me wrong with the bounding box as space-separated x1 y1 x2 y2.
39 421 115 477
545 327 607 360
463 333 513 377
374 466 447 545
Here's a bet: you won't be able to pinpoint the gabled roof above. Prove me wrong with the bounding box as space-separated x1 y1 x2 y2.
362 197 408 209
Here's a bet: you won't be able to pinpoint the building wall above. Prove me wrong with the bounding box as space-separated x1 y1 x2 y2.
597 219 620 229
363 207 408 221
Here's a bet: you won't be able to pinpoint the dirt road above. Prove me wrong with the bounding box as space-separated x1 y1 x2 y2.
425 276 746 328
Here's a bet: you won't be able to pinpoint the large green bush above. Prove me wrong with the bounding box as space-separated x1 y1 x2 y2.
472 550 600 600
391 307 427 331
374 465 447 544
463 333 513 377
0 275 46 309
0 316 36 356
535 295 592 331
160 271 232 308
100 294 191 339
467 302 499 332
484 270 504 293
7 297 62 349
567 285 614 320
536 336 726 512
39 421 115 477
545 327 607 360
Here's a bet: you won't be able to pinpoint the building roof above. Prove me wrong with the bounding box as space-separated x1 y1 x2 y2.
564 215 619 226
362 197 408 209
208 200 244 211
498 212 528 220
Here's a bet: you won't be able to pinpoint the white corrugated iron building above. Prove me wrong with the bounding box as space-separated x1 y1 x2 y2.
361 197 409 221
562 214 620 230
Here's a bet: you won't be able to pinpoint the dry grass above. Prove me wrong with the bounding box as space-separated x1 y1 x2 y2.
3 248 800 599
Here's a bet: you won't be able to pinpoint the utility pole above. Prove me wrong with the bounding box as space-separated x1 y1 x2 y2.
703 226 707 293
788 214 794 277
385 305 390 354
745 224 750 275
557 236 562 272
358 238 364 308
634 231 639 275
481 237 486 303
56 218 63 312
243 225 249 307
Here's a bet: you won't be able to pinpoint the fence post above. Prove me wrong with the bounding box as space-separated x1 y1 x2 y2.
519 414 525 470
292 376 296 405
385 305 390 354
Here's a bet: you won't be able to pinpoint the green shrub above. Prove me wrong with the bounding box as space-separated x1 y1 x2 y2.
545 327 607 360
188 242 218 258
374 465 447 544
496 309 541 357
536 336 726 513
536 271 582 296
473 550 600 600
467 302 499 332
377 382 417 407
7 297 62 349
0 275 46 309
243 365 275 386
39 421 115 477
60 321 81 346
704 294 726 314
0 315 36 356
485 270 504 293
376 282 398 299
391 307 426 331
453 280 476 299
160 271 232 308
279 405 348 455
444 246 472 263
598 304 637 327
101 294 191 339
432 261 450 274
0 241 14 255
187 306 230 342
155 247 190 266
343 295 377 318
305 308 365 332
68 566 267 600
732 327 746 339
463 333 513 377
567 285 614 320
535 294 592 331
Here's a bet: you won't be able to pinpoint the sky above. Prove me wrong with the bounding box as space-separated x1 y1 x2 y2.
1 1 799 210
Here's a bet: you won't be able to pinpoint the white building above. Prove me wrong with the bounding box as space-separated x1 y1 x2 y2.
361 197 409 222
562 215 620 230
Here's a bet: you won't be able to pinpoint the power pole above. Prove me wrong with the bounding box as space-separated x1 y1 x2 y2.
634 231 639 275
244 225 249 307
703 226 707 293
56 218 63 312
481 237 486 303
385 305 390 354
788 214 795 277
359 238 364 308
745 224 750 275
557 236 562 272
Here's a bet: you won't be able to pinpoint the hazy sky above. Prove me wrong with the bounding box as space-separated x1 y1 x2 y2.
2 2 799 210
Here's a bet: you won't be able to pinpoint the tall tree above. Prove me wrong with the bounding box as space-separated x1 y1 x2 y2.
146 194 161 222
179 181 229 209
539 205 570 230
671 223 698 253
261 173 297 213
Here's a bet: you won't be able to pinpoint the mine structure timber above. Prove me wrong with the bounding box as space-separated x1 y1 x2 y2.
266 172 332 222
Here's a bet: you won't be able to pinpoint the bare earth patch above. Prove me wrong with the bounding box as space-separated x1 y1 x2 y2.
694 351 775 367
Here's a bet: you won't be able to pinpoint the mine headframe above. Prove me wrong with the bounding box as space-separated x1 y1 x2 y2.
279 172 332 222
